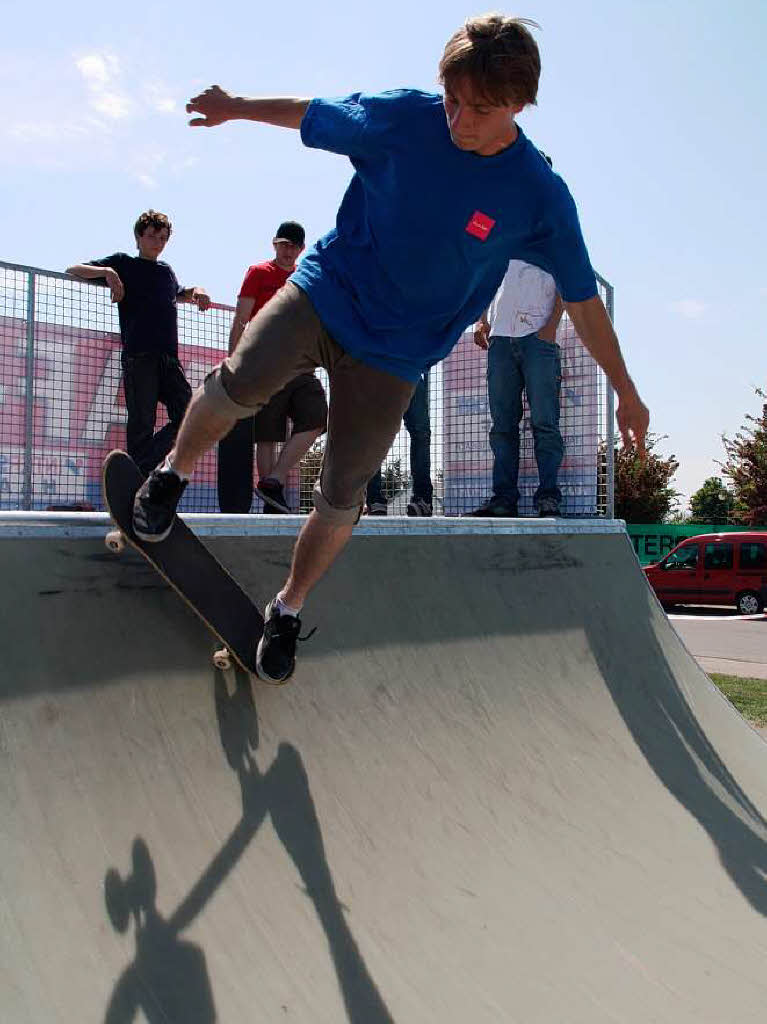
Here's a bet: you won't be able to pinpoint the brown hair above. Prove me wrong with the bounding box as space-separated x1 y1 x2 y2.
439 14 541 107
133 209 172 239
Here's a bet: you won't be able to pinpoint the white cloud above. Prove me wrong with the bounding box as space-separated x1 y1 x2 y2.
91 91 133 119
9 120 89 143
75 54 117 87
669 299 707 320
75 53 132 120
142 81 177 114
1 53 188 184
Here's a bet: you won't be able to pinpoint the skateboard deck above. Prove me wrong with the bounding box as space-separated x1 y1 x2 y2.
102 450 263 675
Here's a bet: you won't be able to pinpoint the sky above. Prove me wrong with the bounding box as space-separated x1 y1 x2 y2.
1 0 765 507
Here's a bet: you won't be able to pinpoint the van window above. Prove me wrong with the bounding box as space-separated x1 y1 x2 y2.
704 542 734 571
739 542 767 570
665 544 698 570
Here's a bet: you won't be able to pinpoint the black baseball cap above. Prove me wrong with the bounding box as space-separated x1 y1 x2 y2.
273 221 305 246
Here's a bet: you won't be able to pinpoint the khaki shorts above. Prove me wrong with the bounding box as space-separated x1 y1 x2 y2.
252 373 328 442
206 283 415 524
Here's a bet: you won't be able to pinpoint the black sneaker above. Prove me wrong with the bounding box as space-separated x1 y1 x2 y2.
133 468 188 542
365 502 388 516
536 496 561 517
256 600 303 684
255 477 291 513
406 497 433 517
465 496 518 518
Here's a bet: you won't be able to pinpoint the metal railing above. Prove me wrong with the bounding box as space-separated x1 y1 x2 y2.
0 260 614 516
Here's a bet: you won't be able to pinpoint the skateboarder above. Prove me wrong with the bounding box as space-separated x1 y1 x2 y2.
131 15 649 684
67 210 211 477
365 373 433 516
217 222 328 514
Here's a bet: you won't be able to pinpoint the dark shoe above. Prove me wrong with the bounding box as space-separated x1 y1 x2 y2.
132 468 188 542
406 497 433 517
537 496 561 517
256 600 302 684
365 502 388 516
255 477 291 514
465 496 518 518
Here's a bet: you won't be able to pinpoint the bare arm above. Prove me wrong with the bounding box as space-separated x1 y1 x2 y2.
66 263 124 302
565 295 649 455
227 296 256 355
186 86 310 130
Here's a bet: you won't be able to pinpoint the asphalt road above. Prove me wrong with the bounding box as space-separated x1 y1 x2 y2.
669 608 767 679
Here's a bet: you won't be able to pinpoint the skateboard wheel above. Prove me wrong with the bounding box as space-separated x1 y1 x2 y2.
106 530 126 554
213 648 232 671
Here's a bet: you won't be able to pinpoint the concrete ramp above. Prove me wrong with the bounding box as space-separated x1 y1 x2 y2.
1 516 766 1023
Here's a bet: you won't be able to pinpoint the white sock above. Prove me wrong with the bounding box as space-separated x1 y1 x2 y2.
161 456 189 482
275 592 302 618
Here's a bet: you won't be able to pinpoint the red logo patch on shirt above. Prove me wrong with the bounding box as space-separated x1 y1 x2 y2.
465 210 496 241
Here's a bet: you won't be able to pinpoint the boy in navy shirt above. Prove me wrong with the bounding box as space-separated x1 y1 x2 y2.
67 210 210 476
132 16 649 683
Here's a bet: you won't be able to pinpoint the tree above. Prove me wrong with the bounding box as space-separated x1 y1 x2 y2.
382 459 405 499
721 389 767 526
613 434 680 523
688 476 735 525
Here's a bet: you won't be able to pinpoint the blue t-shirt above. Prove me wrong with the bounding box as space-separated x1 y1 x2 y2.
292 89 597 383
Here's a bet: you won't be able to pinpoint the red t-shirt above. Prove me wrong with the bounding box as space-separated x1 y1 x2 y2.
238 261 293 321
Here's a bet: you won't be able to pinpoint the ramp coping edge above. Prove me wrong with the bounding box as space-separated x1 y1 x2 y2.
0 512 626 540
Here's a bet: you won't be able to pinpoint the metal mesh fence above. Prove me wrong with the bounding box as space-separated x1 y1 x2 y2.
1 260 613 516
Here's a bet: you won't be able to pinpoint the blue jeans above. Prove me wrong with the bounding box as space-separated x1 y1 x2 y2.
487 334 563 506
367 374 432 504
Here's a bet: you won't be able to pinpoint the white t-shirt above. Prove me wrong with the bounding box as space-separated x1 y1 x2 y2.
488 260 558 338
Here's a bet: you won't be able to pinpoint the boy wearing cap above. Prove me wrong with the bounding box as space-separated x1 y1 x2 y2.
131 15 649 684
217 222 328 514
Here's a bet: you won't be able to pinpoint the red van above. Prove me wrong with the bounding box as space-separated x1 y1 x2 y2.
643 532 767 614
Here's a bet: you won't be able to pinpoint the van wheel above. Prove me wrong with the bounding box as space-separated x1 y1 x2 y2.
736 591 762 615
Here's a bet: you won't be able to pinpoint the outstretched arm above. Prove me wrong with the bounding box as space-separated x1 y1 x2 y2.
186 86 310 129
565 295 649 455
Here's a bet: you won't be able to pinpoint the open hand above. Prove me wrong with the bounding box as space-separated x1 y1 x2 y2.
616 385 650 458
186 85 238 128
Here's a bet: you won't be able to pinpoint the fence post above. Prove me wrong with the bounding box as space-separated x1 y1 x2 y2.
22 271 36 511
604 281 615 519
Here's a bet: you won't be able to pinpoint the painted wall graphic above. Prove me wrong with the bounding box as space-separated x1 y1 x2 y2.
0 315 223 510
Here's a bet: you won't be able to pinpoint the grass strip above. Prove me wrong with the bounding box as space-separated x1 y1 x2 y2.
710 674 767 727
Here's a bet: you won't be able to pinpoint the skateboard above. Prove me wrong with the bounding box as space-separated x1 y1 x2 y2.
102 450 264 675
